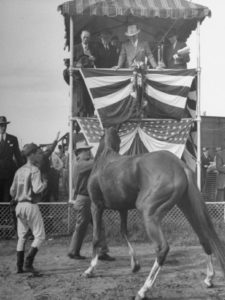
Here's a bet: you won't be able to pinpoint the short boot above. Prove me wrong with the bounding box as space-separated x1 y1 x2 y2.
24 247 38 273
16 251 24 273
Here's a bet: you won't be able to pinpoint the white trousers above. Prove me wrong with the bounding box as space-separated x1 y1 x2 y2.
16 202 45 251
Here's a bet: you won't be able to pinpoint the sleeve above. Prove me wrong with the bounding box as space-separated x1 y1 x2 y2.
10 172 18 198
32 169 47 194
144 42 157 68
44 140 57 159
117 44 126 68
216 153 225 174
13 137 23 167
177 42 190 63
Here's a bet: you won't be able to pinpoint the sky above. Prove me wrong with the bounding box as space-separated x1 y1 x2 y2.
0 0 224 148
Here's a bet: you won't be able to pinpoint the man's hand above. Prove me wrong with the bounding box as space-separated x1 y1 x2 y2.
55 131 60 142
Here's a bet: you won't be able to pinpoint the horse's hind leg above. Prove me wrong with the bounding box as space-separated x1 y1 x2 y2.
83 203 103 278
119 210 140 273
135 210 170 300
177 198 215 287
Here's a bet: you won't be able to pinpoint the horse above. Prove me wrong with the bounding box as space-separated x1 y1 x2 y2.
83 127 225 300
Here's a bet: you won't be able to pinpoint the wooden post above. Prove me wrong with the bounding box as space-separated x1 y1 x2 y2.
69 16 74 203
196 21 201 190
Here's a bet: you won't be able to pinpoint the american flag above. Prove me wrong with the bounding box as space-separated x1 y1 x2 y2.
76 117 193 159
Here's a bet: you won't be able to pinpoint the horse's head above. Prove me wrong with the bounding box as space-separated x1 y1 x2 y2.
104 127 121 153
94 127 121 162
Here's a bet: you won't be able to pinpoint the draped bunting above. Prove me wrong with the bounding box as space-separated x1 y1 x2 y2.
80 68 197 126
76 117 193 159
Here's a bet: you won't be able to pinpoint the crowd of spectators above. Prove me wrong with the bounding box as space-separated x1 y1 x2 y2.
63 24 190 117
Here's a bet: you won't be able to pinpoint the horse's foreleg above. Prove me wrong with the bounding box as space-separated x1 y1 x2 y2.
83 203 103 278
119 210 140 273
135 211 169 300
204 255 215 288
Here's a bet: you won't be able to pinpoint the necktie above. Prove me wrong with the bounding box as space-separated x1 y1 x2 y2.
0 134 4 144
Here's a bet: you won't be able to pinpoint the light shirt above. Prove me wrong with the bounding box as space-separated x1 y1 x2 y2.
51 152 63 171
173 41 177 49
131 39 138 48
10 163 47 202
0 133 6 141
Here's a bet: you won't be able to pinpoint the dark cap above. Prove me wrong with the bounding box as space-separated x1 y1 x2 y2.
0 116 10 125
22 143 39 157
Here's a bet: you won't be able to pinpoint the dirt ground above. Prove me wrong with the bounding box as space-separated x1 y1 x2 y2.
0 238 225 300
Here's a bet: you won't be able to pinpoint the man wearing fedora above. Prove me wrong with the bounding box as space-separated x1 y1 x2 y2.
10 143 47 273
68 140 115 261
0 116 23 203
115 24 157 69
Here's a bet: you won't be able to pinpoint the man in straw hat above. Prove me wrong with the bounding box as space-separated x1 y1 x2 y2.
68 140 115 261
114 24 158 69
0 116 23 204
10 143 47 274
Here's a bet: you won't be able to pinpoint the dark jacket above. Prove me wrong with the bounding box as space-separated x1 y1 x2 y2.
73 158 94 198
216 149 225 189
164 40 190 69
0 133 23 179
95 42 118 68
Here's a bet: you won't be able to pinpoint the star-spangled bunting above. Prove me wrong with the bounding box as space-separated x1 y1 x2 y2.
76 117 193 159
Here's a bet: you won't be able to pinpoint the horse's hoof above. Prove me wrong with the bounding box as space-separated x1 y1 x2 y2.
132 262 141 273
134 293 144 300
82 271 93 278
204 278 214 288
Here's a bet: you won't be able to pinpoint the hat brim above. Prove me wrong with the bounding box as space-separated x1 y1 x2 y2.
125 29 140 37
75 146 93 154
0 121 10 125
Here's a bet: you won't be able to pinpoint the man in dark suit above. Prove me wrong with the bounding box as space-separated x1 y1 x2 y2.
72 30 95 117
201 147 213 192
0 116 23 202
215 147 225 201
164 31 190 69
95 29 118 68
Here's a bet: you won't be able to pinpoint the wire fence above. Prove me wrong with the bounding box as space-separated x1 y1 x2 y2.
1 200 225 240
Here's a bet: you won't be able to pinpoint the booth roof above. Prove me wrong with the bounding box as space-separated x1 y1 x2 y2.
58 0 211 47
58 0 211 19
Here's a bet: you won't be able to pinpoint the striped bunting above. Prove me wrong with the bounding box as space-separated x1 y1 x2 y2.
80 68 197 126
144 69 196 119
76 117 193 159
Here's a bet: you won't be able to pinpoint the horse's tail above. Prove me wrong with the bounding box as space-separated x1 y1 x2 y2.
184 168 225 277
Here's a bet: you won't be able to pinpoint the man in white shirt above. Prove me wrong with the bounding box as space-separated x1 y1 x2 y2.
115 24 157 69
10 143 47 274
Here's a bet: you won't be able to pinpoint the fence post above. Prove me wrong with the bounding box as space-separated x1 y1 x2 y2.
67 204 71 235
